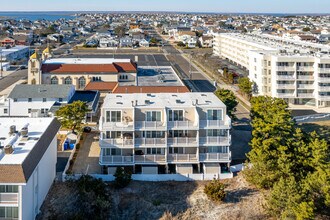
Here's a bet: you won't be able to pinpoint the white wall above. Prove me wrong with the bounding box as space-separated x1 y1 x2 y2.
21 136 57 220
8 99 55 116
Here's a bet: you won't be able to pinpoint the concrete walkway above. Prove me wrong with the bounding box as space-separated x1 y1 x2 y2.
72 132 101 174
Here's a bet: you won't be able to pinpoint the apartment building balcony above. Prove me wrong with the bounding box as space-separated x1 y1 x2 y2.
276 75 295 80
297 66 314 72
134 155 166 164
276 66 295 71
100 155 134 165
318 86 330 92
0 193 18 205
167 154 198 162
297 93 315 98
167 137 198 147
199 152 231 162
135 138 166 147
297 84 315 89
276 84 296 89
318 95 330 101
200 116 231 129
318 77 330 83
135 121 166 130
318 68 330 73
99 138 134 148
200 136 231 146
276 93 296 98
297 75 314 80
167 120 198 130
102 121 134 131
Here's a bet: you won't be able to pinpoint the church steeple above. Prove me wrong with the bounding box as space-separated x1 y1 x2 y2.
42 44 52 60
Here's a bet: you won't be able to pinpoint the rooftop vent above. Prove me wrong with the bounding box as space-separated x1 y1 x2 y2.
116 95 122 98
9 125 16 135
4 145 13 154
116 102 123 105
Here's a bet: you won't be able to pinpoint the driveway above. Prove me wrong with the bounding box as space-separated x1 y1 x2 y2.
72 131 101 174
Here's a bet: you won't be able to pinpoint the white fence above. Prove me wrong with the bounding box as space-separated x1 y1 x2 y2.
63 173 233 182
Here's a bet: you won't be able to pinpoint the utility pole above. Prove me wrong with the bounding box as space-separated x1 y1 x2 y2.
0 49 3 78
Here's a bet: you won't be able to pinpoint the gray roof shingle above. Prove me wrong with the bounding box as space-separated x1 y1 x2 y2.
8 84 74 99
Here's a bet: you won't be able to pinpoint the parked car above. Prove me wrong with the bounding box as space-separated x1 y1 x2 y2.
83 126 92 133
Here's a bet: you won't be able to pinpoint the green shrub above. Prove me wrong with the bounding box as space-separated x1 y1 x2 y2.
114 167 132 188
204 179 226 202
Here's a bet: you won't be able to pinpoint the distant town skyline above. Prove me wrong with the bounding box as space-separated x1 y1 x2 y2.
1 0 330 14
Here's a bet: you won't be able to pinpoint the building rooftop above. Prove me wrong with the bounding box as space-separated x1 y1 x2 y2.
137 66 185 87
103 92 226 109
43 58 132 65
8 84 74 99
0 118 61 183
112 85 189 93
68 90 100 112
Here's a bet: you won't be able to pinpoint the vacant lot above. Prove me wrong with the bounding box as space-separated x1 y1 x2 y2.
38 174 268 220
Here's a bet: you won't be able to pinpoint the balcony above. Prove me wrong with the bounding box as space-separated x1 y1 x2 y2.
318 95 330 101
100 155 134 164
199 153 231 162
99 139 134 148
276 93 295 98
297 84 314 89
167 120 198 130
276 75 295 80
134 155 166 163
135 138 166 147
167 154 198 162
297 66 314 72
318 77 330 83
297 75 314 80
318 86 330 92
318 68 330 73
0 193 18 205
135 121 166 130
200 116 231 129
277 84 296 89
167 137 198 146
297 93 315 98
102 121 134 131
276 66 295 71
200 136 230 146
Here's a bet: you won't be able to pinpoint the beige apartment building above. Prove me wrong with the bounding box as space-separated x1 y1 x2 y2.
98 93 232 176
214 33 330 108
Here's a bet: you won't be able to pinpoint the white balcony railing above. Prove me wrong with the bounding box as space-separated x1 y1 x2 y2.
167 154 198 162
297 66 314 72
134 155 166 163
276 66 295 71
318 95 330 101
297 93 315 98
102 121 134 130
199 153 231 162
167 137 198 146
135 138 166 146
0 193 18 204
318 86 330 92
318 68 330 73
277 84 296 89
297 84 314 89
297 75 314 80
100 156 134 164
276 75 295 80
318 77 330 83
135 121 166 130
276 93 295 98
99 139 134 148
200 136 230 145
200 116 231 129
167 120 198 129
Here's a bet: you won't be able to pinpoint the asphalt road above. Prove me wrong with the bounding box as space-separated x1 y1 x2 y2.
0 70 28 92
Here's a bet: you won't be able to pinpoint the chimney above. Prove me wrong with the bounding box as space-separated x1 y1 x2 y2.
131 101 134 107
4 145 13 154
196 99 198 105
135 100 138 106
9 125 16 135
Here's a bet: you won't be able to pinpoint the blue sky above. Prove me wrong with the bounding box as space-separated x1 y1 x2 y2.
1 0 330 13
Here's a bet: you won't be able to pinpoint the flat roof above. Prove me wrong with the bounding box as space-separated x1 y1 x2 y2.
8 84 74 99
137 66 185 87
0 118 55 165
43 58 132 65
103 92 226 109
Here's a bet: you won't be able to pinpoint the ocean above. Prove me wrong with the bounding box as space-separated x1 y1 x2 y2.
0 11 75 21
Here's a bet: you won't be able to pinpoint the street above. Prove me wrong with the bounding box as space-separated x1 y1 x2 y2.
0 69 27 92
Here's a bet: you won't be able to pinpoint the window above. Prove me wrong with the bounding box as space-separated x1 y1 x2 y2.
50 76 58 84
168 110 183 121
41 109 44 114
78 77 86 89
28 109 32 113
43 98 46 102
28 98 32 102
143 131 164 138
169 147 184 154
207 129 227 137
0 185 18 193
59 98 63 102
13 98 17 102
111 148 121 155
146 148 164 155
207 109 222 120
105 131 121 139
146 111 161 121
168 130 188 138
110 111 121 122
64 77 72 85
3 109 7 114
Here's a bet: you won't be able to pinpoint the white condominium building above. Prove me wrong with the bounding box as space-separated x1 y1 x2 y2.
214 33 330 108
99 93 232 176
0 118 61 220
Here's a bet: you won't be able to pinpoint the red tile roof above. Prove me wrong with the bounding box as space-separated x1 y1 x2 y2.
113 86 190 93
41 62 137 73
84 82 118 91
